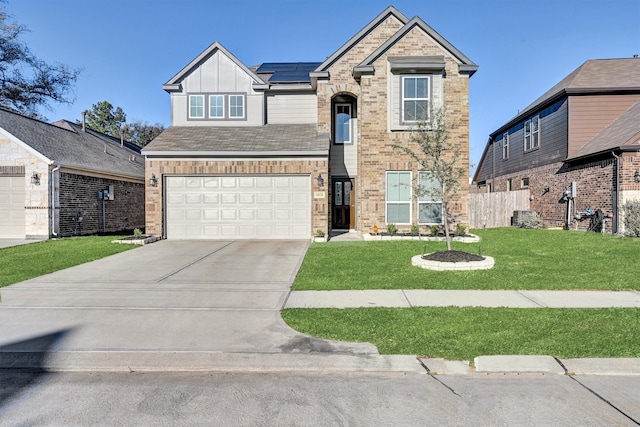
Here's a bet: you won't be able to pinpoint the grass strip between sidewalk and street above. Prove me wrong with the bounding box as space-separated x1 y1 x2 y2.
293 228 640 291
281 307 640 361
0 236 137 288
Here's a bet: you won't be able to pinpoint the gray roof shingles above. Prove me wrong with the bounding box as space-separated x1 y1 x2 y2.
143 124 329 154
0 107 144 179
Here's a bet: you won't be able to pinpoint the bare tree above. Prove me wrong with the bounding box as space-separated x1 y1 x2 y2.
0 3 80 115
393 108 465 251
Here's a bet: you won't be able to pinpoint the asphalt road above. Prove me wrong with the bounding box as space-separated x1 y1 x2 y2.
1 370 639 426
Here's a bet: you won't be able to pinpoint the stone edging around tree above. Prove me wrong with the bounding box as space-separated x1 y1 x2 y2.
411 254 495 271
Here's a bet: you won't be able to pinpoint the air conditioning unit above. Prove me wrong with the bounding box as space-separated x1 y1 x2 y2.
512 210 536 226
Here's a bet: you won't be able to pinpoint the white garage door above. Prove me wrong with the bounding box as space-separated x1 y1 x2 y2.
166 175 311 239
0 176 25 238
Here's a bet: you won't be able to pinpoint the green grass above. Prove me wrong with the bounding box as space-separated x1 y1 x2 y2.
293 228 640 290
282 307 640 360
0 236 138 288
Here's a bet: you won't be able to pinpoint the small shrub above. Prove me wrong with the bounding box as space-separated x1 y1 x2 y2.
517 212 541 229
315 229 324 237
133 228 144 238
387 223 397 235
455 223 467 236
430 225 439 236
622 199 640 237
410 223 419 235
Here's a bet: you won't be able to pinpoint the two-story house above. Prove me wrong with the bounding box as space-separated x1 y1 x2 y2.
473 58 640 233
142 6 477 240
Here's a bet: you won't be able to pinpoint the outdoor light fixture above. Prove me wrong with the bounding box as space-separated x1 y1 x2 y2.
30 171 40 185
316 173 324 187
635 170 640 183
149 173 158 187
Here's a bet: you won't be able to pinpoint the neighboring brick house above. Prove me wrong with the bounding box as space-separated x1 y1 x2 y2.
0 107 145 239
143 6 477 239
473 58 640 233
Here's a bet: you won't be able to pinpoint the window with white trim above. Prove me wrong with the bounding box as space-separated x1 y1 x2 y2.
524 115 540 151
502 132 509 160
229 95 245 119
209 95 224 118
418 172 443 224
402 76 430 123
335 104 352 144
386 171 412 224
188 94 205 119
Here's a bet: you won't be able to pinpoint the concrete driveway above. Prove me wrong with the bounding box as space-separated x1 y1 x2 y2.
0 240 378 371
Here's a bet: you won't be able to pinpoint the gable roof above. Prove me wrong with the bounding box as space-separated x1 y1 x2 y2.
353 16 478 78
162 41 265 92
312 6 409 77
490 58 640 138
142 124 329 156
567 100 640 161
0 107 144 180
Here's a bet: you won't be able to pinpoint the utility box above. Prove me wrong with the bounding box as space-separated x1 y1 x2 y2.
105 185 114 200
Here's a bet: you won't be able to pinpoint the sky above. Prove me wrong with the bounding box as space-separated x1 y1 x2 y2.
6 0 640 172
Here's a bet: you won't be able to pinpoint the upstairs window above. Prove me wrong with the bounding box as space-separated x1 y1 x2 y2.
335 104 352 144
209 95 224 118
402 76 430 123
502 132 509 160
188 95 205 119
229 95 245 119
524 115 540 151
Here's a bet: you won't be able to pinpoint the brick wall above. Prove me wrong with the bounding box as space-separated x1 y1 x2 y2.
491 160 616 231
145 159 329 237
58 172 145 236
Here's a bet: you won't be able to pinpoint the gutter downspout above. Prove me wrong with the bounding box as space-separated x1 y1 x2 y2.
490 136 495 192
611 151 620 234
50 163 60 236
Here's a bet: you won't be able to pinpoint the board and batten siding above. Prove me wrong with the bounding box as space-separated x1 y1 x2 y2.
170 49 264 127
267 93 317 124
568 94 640 157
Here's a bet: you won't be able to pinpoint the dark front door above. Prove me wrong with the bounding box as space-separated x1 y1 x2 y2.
332 178 355 229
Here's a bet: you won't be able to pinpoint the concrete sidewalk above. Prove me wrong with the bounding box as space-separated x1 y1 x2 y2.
285 289 640 308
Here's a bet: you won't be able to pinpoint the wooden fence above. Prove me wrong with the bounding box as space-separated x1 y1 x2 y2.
468 189 531 229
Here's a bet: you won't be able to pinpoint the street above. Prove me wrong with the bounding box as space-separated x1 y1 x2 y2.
1 370 639 426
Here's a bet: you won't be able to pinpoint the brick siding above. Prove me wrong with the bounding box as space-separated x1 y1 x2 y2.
59 172 145 236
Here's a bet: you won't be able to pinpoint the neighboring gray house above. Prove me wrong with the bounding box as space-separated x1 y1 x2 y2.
0 107 145 239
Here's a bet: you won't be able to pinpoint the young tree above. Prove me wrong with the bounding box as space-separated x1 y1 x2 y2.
393 108 465 251
0 3 80 115
84 101 126 137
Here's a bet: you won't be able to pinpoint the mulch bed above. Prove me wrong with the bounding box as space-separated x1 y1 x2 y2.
422 250 485 262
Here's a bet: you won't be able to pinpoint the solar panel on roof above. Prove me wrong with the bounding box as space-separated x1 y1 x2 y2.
256 62 321 83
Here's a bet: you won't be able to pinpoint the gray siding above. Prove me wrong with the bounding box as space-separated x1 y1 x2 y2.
480 99 568 182
267 93 317 124
170 49 264 127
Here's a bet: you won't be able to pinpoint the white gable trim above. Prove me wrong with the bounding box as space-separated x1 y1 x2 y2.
163 41 265 92
0 127 53 164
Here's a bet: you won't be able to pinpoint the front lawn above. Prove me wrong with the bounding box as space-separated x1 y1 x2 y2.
293 228 639 290
0 236 137 288
282 307 640 361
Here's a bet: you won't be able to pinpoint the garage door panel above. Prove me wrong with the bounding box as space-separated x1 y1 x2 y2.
165 175 310 239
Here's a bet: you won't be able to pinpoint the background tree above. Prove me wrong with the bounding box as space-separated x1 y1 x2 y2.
0 2 80 115
123 120 165 148
393 108 465 251
84 101 126 137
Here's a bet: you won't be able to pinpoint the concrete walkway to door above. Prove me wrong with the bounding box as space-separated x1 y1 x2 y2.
0 240 407 373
